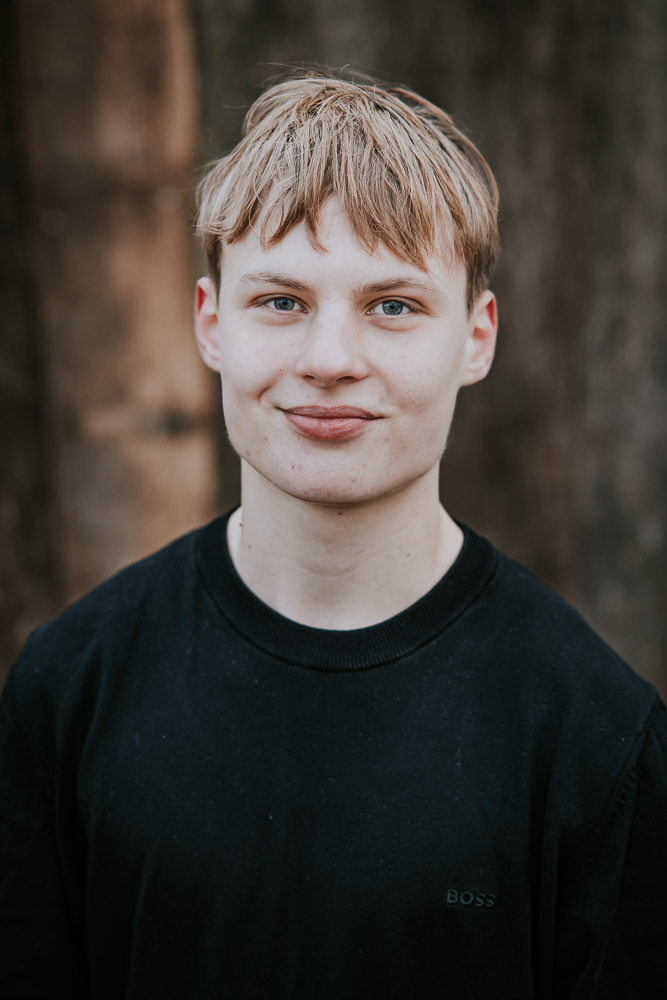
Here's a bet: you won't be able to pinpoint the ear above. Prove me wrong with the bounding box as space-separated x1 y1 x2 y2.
459 290 498 387
194 277 222 372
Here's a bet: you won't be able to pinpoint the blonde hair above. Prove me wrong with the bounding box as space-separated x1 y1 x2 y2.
197 75 499 311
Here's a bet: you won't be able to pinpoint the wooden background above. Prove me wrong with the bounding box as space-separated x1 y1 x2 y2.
2 0 666 694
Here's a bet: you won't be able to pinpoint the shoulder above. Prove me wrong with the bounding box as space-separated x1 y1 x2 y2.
459 537 659 775
5 519 224 742
20 521 211 655
473 543 656 706
458 539 662 847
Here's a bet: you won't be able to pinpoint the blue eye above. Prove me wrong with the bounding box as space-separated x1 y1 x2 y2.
381 300 406 316
271 297 296 311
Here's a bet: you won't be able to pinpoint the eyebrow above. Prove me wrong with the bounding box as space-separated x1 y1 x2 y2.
238 272 439 298
353 278 439 296
238 272 316 294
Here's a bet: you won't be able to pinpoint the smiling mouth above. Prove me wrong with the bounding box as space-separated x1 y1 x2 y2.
282 405 379 441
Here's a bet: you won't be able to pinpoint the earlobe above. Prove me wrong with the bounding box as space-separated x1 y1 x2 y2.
194 277 222 372
459 291 498 387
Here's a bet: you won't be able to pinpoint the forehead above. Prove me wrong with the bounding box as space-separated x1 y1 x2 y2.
220 198 466 297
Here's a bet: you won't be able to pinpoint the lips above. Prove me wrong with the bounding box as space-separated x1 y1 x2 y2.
282 405 378 441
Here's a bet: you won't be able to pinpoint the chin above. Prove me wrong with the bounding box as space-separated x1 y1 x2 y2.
231 425 443 507
276 480 382 507
261 458 435 507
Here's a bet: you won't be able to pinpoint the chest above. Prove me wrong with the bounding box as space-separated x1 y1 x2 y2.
78 661 536 924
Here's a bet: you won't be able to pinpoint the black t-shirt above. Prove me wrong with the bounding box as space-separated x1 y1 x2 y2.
1 515 666 999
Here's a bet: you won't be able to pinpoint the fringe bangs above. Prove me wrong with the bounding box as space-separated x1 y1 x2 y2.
197 76 499 311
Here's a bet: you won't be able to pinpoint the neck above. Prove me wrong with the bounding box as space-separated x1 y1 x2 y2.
226 461 463 630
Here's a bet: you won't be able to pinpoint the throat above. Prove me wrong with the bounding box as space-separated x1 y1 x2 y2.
225 474 463 630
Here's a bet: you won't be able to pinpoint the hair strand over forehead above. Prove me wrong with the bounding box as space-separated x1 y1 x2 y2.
197 74 499 311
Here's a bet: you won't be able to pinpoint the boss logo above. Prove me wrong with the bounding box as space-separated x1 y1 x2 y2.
447 889 496 908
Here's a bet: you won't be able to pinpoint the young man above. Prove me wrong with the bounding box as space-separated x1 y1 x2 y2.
1 76 665 998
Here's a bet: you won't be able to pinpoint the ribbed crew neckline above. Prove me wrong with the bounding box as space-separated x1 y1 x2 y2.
195 511 498 671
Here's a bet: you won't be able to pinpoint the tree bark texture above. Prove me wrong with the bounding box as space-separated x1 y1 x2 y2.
2 0 217 678
192 0 667 693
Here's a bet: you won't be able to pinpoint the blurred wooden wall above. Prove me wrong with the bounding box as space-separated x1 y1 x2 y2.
192 0 666 692
0 0 217 680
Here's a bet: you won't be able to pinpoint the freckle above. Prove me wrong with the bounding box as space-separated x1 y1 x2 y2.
406 553 411 557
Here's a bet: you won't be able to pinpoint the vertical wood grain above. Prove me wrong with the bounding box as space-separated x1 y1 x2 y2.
15 0 217 608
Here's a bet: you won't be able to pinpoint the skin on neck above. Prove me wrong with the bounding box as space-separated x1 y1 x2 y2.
195 198 497 631
227 462 462 630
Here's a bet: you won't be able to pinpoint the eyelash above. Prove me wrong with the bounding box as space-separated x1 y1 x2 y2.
262 296 416 315
263 296 304 312
369 299 415 316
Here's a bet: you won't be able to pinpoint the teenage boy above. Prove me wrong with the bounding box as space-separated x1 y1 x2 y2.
1 76 665 999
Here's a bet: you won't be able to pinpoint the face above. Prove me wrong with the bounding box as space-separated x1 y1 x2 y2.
195 198 497 506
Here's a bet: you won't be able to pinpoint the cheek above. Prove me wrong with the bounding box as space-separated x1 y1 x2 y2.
218 331 287 404
391 349 461 417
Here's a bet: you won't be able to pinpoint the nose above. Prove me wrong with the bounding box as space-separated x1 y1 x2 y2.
294 309 370 387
